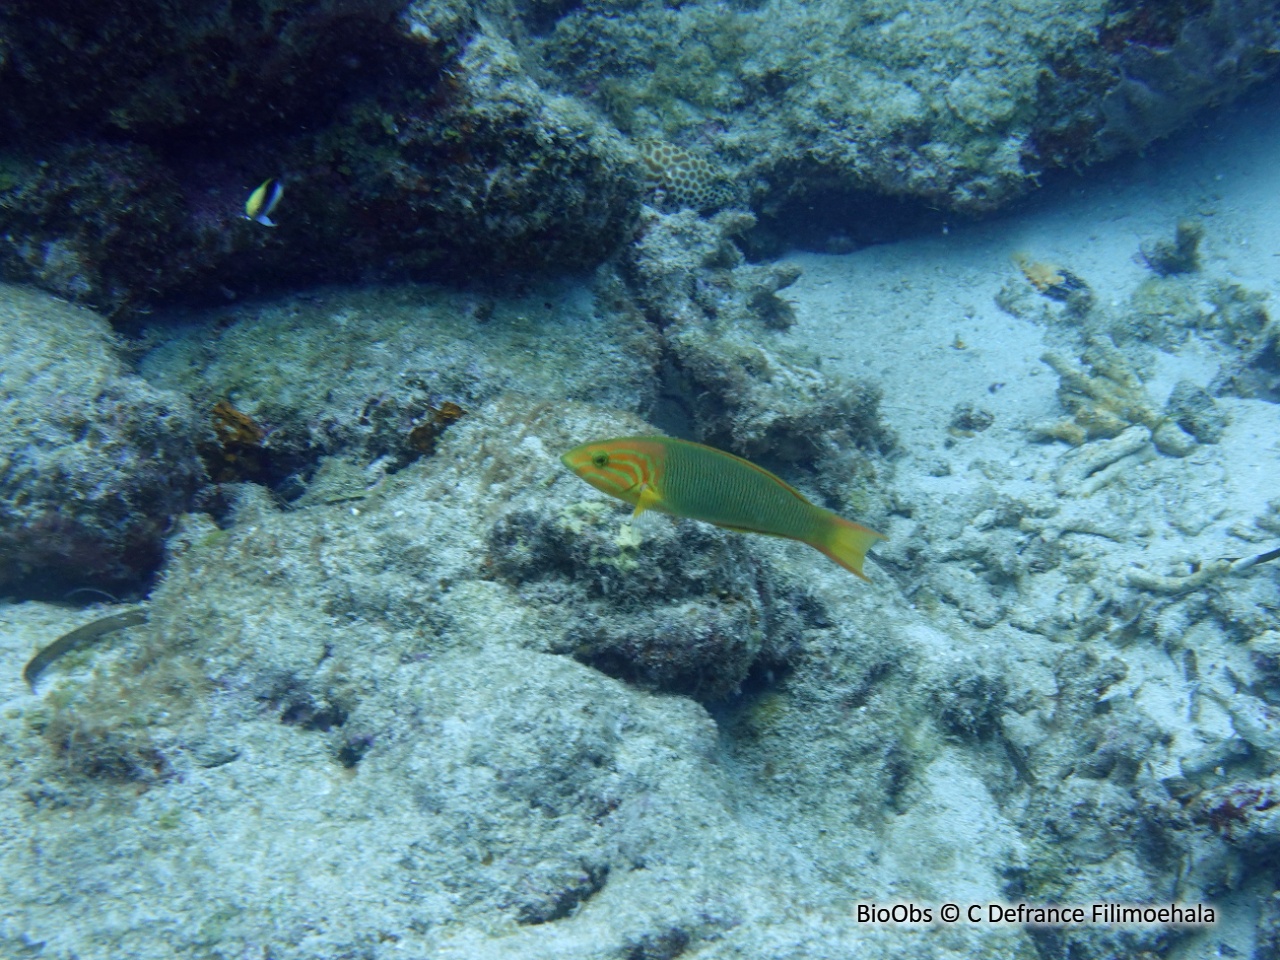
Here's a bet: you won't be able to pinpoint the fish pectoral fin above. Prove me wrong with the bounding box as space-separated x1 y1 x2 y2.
630 483 663 521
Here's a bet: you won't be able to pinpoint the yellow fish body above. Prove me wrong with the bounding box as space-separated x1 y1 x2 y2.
561 435 885 580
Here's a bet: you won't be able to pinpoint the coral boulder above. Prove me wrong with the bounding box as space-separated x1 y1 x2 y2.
0 285 202 596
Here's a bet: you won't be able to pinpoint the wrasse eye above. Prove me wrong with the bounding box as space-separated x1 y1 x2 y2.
591 452 610 468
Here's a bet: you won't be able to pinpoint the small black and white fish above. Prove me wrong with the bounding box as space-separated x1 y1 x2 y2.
244 178 285 226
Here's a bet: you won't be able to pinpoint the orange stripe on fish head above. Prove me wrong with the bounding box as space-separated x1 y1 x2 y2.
561 438 666 507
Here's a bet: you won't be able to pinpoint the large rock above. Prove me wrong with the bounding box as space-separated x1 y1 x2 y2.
3 0 1276 311
0 285 202 596
531 0 1280 218
0 0 638 314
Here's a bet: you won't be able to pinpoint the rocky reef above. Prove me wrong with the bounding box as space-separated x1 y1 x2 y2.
622 207 894 472
5 206 1280 957
533 0 1280 222
0 0 637 315
0 284 201 598
139 281 661 488
4 3 1280 958
0 386 904 959
2 0 1278 313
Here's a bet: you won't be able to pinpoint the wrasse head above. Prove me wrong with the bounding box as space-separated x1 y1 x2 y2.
561 441 625 496
561 439 659 502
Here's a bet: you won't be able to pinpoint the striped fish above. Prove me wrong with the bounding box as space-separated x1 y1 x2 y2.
244 178 285 226
561 436 886 580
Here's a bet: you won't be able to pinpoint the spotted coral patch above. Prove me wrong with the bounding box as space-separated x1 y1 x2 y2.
635 139 736 212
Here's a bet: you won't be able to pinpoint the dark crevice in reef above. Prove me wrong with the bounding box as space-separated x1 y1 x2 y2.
743 186 957 260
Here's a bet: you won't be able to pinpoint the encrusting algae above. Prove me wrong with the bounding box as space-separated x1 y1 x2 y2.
562 436 885 580
201 400 268 482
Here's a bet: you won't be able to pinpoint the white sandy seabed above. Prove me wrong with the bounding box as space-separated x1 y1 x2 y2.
796 85 1280 517
1 83 1280 960
783 80 1280 958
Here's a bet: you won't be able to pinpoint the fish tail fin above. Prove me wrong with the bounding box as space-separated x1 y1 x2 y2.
813 515 886 581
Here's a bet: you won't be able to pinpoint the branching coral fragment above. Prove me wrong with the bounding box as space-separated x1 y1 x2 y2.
1036 346 1161 444
1126 558 1232 595
1053 425 1152 496
1140 219 1204 276
1126 546 1280 594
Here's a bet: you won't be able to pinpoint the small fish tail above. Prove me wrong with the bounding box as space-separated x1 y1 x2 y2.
813 515 886 582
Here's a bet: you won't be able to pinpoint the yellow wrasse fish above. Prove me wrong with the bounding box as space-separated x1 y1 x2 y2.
561 436 886 580
244 178 284 226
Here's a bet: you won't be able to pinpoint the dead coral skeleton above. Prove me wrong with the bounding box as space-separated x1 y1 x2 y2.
1051 424 1153 496
1033 346 1161 445
1032 341 1202 477
1126 558 1233 595
1125 545 1280 595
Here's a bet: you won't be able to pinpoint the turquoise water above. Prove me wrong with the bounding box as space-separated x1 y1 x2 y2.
3 4 1280 958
